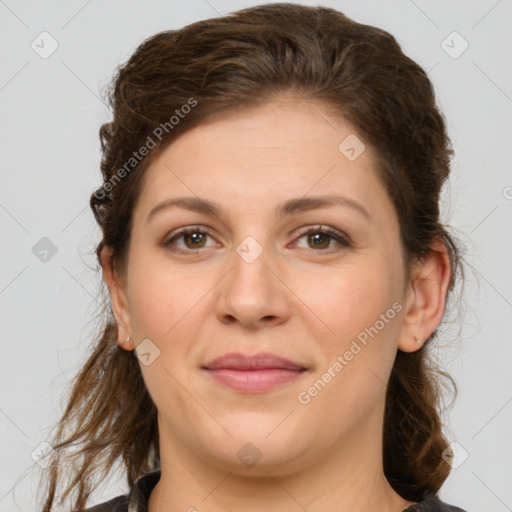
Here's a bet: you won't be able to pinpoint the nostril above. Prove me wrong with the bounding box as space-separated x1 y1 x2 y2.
224 314 237 323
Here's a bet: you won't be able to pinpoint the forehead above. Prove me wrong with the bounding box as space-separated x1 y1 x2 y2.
135 98 394 224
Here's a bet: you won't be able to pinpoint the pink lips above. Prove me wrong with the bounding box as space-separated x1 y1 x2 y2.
203 352 307 393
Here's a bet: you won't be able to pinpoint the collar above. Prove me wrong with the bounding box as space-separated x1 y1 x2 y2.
127 469 161 512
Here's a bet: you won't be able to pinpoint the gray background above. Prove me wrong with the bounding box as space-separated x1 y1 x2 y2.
1 1 511 510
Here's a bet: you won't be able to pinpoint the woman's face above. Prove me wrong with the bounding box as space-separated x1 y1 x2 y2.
111 96 416 475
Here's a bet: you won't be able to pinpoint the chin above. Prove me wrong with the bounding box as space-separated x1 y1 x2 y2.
208 441 309 477
197 413 312 474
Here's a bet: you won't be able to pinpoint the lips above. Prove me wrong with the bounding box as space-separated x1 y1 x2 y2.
202 352 308 393
204 352 306 371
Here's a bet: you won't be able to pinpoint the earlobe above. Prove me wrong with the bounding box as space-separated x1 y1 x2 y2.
397 239 452 353
100 246 134 351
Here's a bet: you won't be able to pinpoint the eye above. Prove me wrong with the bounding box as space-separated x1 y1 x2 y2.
162 224 351 255
162 227 217 253
294 225 351 251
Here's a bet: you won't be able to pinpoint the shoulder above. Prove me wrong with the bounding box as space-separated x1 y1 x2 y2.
404 493 468 512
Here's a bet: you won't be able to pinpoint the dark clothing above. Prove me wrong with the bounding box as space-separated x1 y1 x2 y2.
82 470 468 512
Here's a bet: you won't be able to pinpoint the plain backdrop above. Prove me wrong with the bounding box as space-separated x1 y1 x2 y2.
1 1 511 511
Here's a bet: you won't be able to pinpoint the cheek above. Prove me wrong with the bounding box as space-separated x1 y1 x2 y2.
296 278 402 433
127 250 205 341
297 261 400 351
294 260 403 416
126 259 207 421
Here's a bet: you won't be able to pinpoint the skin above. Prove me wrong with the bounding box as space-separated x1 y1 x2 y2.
102 94 451 512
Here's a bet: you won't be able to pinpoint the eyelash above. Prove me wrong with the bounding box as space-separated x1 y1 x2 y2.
161 225 351 254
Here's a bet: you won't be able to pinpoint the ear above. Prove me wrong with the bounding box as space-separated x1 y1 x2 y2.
100 246 134 351
398 238 452 353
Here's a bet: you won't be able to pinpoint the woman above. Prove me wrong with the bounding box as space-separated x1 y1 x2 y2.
39 3 468 511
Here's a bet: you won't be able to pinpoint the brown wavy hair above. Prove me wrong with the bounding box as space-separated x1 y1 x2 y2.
38 3 464 510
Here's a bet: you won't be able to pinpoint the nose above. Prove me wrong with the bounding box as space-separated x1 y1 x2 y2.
215 238 291 329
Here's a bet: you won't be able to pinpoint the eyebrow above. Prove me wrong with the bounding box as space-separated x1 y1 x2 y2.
146 195 371 223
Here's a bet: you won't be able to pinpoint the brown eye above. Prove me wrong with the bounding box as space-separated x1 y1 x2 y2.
182 231 207 249
295 226 351 251
163 227 216 253
307 232 331 249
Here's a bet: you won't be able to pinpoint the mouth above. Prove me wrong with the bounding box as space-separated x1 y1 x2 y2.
202 352 309 394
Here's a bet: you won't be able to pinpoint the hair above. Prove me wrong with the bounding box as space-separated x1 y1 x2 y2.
39 3 465 510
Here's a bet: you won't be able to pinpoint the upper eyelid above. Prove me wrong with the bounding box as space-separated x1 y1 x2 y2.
163 225 214 241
